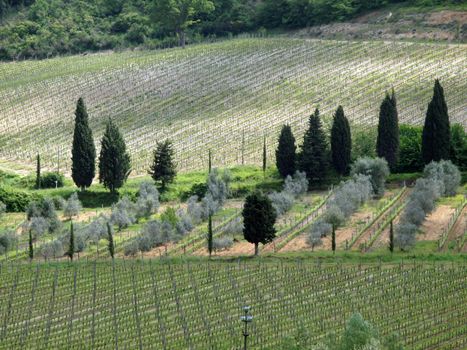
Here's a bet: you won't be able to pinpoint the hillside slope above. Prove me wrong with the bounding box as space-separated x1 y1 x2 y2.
0 37 465 174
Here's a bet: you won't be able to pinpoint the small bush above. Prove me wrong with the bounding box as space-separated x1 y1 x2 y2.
0 201 6 218
64 193 82 219
212 236 234 252
351 157 390 197
0 230 17 255
0 186 42 212
40 172 64 188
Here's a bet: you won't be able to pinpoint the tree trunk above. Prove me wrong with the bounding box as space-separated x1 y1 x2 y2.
177 29 186 48
254 243 259 256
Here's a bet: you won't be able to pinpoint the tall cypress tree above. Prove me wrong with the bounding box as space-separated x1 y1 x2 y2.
67 221 75 261
28 229 34 261
422 79 451 164
107 222 115 259
262 135 267 175
376 93 399 171
299 109 328 185
35 154 41 189
71 98 96 191
148 140 176 190
389 220 394 253
275 125 296 178
207 214 213 258
99 118 131 193
331 106 351 176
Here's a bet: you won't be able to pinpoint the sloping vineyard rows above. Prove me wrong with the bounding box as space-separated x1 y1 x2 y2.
0 261 466 349
0 38 465 173
439 199 467 251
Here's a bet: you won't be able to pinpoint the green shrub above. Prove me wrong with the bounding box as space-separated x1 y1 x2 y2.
0 186 42 212
40 172 64 188
396 124 424 173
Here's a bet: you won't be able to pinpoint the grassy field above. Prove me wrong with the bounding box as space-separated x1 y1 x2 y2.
0 259 466 349
0 37 465 173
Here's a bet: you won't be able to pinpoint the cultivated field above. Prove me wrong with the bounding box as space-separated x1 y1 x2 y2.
0 38 465 173
0 260 466 350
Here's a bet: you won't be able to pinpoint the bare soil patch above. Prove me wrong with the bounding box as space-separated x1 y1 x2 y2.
419 205 456 241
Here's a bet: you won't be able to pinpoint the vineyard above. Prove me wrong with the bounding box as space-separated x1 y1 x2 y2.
0 37 466 173
0 260 466 349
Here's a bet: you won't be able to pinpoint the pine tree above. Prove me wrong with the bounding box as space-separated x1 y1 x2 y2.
422 79 451 164
28 229 33 261
107 222 115 259
148 140 176 190
98 118 131 193
330 106 351 176
71 98 96 191
299 109 329 185
275 125 296 178
243 191 276 256
35 154 41 190
207 214 213 258
67 221 75 261
376 93 399 171
262 135 267 175
389 220 394 253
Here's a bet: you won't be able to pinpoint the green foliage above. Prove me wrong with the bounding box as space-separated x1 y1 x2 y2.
422 79 451 164
450 124 467 171
71 98 96 191
98 118 131 193
40 172 65 189
352 126 377 161
299 109 329 186
152 0 215 47
149 140 177 190
331 106 352 176
0 185 42 212
28 229 33 260
67 221 75 261
276 124 297 178
376 92 399 172
351 157 390 197
107 222 115 259
396 124 423 173
242 191 276 255
160 207 179 227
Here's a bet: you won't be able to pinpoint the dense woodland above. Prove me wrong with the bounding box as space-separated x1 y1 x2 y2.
0 0 464 59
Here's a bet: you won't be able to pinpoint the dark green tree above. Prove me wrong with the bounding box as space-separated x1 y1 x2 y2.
35 154 41 190
450 124 467 171
299 109 328 185
376 92 399 171
67 221 74 261
107 222 115 259
28 229 33 261
242 191 276 256
389 220 394 253
207 214 213 258
422 79 451 164
98 118 131 193
275 125 296 178
330 106 351 176
262 135 267 175
71 98 96 191
148 140 176 190
208 149 212 173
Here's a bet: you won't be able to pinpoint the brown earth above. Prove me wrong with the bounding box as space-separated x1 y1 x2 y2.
419 205 456 241
194 240 255 257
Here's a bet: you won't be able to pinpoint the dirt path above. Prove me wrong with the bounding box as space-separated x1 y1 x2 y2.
351 188 409 251
420 205 457 242
193 241 255 257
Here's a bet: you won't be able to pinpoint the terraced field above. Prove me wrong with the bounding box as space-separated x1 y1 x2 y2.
0 260 466 349
0 38 465 173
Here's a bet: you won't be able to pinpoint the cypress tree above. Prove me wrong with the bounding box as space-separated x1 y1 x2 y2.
208 149 212 173
67 221 74 261
107 222 115 259
389 220 394 253
207 214 213 258
330 106 351 176
148 140 176 190
28 229 33 261
422 79 451 164
299 109 329 185
331 226 336 254
35 154 41 190
243 191 277 256
71 98 96 191
98 118 131 193
376 93 399 172
262 135 267 175
275 125 296 178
